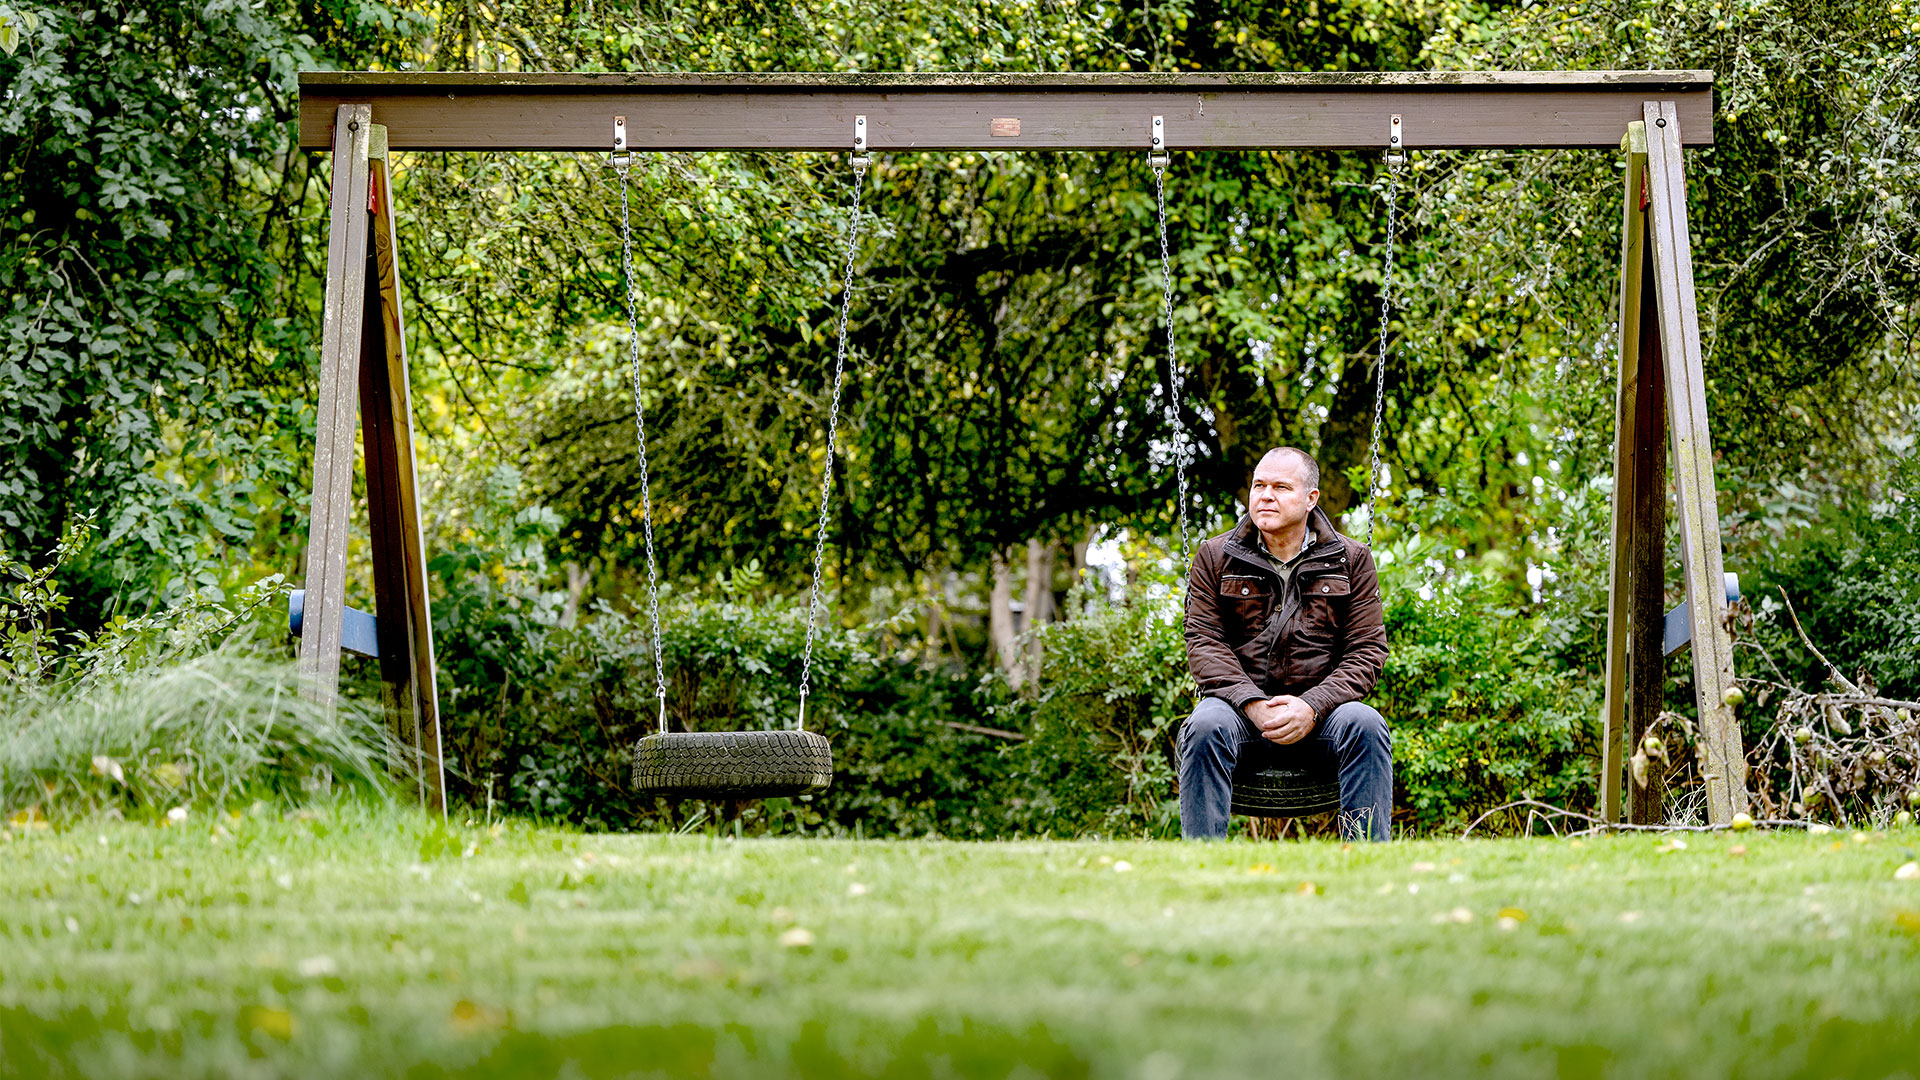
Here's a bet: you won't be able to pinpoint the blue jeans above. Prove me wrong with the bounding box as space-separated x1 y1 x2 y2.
1177 696 1393 841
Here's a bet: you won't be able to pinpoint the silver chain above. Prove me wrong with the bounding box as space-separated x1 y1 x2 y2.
614 160 671 735
796 153 868 730
1366 153 1404 548
1151 157 1191 568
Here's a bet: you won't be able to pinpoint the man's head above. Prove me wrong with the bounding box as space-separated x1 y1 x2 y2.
1249 447 1320 535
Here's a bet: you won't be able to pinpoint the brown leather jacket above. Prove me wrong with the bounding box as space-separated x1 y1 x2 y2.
1184 505 1389 720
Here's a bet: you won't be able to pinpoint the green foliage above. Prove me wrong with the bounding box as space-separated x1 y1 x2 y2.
1013 577 1194 838
818 668 1019 838
0 512 88 680
426 464 570 725
427 464 608 816
0 3 39 55
3 510 297 687
1746 452 1920 699
1374 533 1599 832
0 0 425 617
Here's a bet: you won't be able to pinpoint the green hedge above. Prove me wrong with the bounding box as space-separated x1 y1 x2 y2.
427 469 1599 836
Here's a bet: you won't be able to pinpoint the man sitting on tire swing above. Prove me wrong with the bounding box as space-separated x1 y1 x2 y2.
1179 446 1393 841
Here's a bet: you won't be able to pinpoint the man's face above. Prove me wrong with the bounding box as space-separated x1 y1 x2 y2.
1248 453 1319 534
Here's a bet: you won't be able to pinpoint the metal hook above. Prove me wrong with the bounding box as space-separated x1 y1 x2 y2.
610 115 631 170
1148 114 1169 172
1385 114 1405 168
851 114 870 175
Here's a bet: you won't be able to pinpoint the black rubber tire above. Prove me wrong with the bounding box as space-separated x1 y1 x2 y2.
1230 764 1341 818
631 730 833 799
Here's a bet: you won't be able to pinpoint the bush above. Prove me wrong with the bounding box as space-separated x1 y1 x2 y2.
1745 453 1920 701
1372 534 1599 832
1008 576 1192 839
816 667 1020 838
1729 452 1920 823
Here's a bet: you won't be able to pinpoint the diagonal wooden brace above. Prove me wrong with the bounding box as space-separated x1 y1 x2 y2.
302 104 445 813
300 104 373 698
1603 108 1751 825
1602 119 1669 824
1641 100 1750 822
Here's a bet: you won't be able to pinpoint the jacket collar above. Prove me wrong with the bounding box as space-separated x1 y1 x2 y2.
1222 504 1347 576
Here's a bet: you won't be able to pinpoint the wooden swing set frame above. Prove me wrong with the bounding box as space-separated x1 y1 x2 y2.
294 70 1744 824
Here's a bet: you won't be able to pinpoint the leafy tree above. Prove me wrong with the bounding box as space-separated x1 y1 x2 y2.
0 0 427 619
9 0 1918 721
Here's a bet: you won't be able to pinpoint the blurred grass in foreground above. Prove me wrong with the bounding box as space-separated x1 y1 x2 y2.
3 807 1919 1078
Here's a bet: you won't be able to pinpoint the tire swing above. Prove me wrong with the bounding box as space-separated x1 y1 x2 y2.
1149 129 1406 819
620 133 873 799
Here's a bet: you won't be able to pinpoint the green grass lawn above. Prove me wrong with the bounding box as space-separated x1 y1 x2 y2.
4 807 1919 1079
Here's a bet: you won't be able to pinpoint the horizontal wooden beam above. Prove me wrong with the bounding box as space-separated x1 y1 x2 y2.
298 70 1714 152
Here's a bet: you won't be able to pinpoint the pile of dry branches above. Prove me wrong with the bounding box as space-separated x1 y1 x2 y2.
1736 590 1920 827
1476 588 1920 839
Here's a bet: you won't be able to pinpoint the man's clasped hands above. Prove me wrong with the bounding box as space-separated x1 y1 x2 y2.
1246 695 1315 744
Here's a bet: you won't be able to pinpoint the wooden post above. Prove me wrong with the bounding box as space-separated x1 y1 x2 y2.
1603 122 1673 824
300 104 374 697
1603 123 1644 821
360 126 447 814
302 107 445 812
1600 125 1641 822
1625 251 1669 826
1642 101 1749 822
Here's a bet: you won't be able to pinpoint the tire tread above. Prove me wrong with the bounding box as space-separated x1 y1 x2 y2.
632 730 833 798
1230 764 1342 817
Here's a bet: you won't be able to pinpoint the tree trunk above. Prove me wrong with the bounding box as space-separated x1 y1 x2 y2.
989 547 1020 686
561 560 589 628
924 590 944 666
1022 538 1056 687
1069 525 1095 614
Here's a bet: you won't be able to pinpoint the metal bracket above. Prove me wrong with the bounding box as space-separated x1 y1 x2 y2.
1385 114 1405 167
851 114 870 172
611 115 630 169
1148 114 1169 170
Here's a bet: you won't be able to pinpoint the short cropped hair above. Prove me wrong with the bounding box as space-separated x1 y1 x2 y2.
1258 446 1321 490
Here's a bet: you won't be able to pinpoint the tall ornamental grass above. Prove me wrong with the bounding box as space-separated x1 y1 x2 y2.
1 650 401 824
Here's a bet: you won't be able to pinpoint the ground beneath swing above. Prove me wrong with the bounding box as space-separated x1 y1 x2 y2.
3 806 1918 1078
